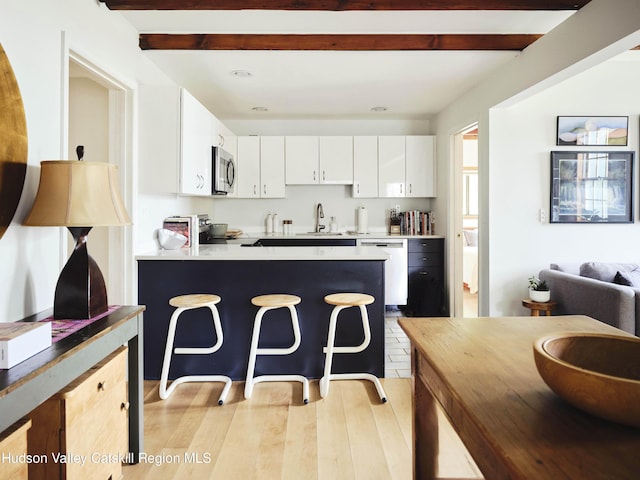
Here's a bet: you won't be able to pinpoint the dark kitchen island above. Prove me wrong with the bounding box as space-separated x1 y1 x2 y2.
137 244 387 381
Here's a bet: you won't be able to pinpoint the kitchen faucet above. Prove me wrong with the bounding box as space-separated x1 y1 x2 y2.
316 203 325 233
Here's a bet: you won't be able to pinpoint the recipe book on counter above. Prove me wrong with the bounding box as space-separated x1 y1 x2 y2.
0 322 52 369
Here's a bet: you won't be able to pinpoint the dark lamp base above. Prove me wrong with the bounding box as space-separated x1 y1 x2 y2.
53 227 108 320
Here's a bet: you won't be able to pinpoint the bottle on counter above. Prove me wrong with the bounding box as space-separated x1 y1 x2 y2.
330 216 338 233
283 219 293 236
266 213 273 234
272 213 279 234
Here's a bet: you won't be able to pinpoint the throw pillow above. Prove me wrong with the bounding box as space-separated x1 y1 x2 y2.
580 262 640 283
613 270 640 288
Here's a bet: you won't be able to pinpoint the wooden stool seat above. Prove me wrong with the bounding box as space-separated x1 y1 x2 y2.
169 294 221 309
324 293 374 307
251 294 301 308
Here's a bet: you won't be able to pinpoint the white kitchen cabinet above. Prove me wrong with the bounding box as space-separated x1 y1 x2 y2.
406 135 436 197
285 136 318 184
236 136 285 198
319 136 353 184
378 136 406 197
180 89 213 195
236 136 261 198
139 85 228 196
260 136 286 198
286 136 353 185
352 136 378 198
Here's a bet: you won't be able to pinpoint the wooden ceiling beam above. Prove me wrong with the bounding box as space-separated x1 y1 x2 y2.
139 33 542 51
101 0 590 11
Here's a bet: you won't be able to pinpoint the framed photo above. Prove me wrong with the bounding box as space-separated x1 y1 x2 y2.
556 116 628 146
550 151 634 223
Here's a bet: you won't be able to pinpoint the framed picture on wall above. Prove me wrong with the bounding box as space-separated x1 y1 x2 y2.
550 151 634 223
556 116 629 146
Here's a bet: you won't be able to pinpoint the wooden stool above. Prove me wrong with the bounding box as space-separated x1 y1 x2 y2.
522 298 557 316
244 294 309 404
320 293 387 403
159 294 232 405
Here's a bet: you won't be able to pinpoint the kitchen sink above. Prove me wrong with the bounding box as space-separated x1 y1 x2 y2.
298 232 343 236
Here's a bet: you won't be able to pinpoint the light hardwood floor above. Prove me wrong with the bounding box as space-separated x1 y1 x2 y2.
122 379 481 480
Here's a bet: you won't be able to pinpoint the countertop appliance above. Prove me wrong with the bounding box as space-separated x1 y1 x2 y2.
358 238 408 306
212 146 235 195
197 214 227 244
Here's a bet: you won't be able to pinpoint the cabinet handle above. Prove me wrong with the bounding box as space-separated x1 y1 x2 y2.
218 134 225 146
97 381 107 391
121 401 130 411
400 184 403 194
322 170 326 181
409 183 413 194
263 184 267 195
357 183 360 194
313 170 316 181
253 185 257 195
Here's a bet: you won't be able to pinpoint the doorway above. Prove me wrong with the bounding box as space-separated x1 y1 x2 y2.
66 52 134 305
452 124 479 317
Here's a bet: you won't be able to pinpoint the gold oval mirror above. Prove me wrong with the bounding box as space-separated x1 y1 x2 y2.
0 43 28 240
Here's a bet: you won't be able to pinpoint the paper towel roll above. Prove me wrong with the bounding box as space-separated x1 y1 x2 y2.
357 207 368 234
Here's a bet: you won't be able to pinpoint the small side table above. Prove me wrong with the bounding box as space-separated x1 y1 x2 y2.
522 299 557 316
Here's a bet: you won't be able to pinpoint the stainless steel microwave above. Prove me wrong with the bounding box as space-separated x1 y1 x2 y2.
212 146 235 195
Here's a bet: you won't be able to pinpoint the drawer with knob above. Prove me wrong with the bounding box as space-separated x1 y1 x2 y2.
28 347 128 480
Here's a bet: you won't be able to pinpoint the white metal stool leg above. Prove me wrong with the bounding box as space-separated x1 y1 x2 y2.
245 303 309 404
320 302 387 403
159 300 232 405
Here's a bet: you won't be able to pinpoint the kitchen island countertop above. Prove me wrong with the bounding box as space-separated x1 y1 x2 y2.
136 244 390 261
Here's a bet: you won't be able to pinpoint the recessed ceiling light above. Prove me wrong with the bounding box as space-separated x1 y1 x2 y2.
371 106 388 112
231 70 252 78
251 106 269 112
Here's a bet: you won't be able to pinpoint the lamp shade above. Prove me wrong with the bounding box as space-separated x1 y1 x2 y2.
24 160 131 227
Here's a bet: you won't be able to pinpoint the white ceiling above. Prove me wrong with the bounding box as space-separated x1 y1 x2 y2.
117 10 576 121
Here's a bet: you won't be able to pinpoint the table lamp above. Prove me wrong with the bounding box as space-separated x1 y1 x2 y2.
23 158 131 319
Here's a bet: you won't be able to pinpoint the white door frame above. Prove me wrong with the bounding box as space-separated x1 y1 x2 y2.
63 38 135 305
451 123 478 317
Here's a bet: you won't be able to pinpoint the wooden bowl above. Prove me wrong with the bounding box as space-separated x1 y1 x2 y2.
533 332 640 427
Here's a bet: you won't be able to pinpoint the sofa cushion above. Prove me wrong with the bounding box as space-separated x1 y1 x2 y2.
614 270 640 288
579 262 640 283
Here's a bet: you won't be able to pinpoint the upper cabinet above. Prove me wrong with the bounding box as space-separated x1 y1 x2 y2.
377 135 436 198
406 135 435 197
285 136 353 185
319 136 353 184
285 136 318 184
378 136 406 197
236 136 261 198
236 136 285 198
353 136 378 198
180 89 212 195
260 136 286 198
139 85 232 197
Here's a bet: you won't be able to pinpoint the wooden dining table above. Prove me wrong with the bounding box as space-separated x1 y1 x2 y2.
398 315 640 480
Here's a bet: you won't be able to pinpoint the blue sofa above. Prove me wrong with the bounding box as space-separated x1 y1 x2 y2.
538 262 640 336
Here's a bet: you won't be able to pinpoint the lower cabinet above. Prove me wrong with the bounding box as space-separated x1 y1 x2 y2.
404 238 446 316
28 347 129 480
0 418 31 480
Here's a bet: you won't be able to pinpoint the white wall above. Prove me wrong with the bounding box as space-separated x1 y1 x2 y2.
489 55 640 315
433 0 640 317
0 0 204 321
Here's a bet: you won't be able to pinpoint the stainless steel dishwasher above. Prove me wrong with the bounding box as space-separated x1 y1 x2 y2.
358 238 408 305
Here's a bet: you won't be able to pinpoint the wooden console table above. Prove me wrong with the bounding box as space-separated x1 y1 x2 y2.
399 315 640 480
0 305 144 462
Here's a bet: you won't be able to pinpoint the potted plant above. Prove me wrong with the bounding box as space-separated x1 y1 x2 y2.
528 275 551 302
